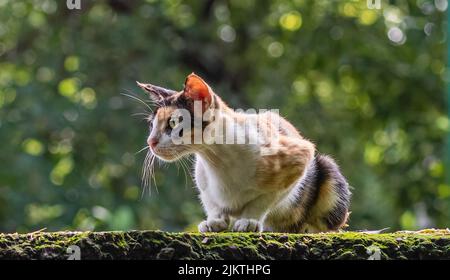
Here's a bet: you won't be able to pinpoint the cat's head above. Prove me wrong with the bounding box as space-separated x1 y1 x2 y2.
137 73 217 162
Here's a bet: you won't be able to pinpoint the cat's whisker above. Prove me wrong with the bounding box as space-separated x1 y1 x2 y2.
135 146 149 155
123 88 155 103
154 148 192 190
131 112 151 118
147 154 155 196
148 154 158 195
141 151 151 198
120 92 153 113
178 156 192 189
141 152 157 198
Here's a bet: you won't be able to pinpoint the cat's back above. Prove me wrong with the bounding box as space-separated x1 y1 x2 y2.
251 110 303 139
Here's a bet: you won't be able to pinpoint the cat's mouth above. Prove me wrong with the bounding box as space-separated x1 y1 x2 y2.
151 146 187 161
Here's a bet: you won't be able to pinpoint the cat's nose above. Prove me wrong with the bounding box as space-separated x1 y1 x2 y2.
148 138 159 148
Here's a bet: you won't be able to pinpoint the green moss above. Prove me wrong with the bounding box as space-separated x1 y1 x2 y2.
0 229 448 260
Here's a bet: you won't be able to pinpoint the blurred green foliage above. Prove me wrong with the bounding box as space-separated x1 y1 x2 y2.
0 0 449 232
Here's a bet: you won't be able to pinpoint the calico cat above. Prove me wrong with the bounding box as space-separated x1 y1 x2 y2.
137 73 351 233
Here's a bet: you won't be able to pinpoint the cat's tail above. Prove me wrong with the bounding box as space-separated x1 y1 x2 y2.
300 153 352 232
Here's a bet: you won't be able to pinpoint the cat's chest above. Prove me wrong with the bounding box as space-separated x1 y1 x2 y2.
195 151 261 209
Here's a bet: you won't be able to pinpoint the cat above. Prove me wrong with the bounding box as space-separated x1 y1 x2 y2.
137 73 351 233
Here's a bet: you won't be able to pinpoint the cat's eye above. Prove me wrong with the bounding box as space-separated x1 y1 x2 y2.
169 114 183 129
169 118 177 129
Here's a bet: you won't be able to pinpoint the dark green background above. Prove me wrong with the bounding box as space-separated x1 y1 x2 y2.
0 0 448 232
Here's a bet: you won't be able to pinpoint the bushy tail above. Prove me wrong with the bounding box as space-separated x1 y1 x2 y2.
301 154 352 232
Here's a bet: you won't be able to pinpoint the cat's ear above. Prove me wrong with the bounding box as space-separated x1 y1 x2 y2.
136 81 177 101
183 73 212 109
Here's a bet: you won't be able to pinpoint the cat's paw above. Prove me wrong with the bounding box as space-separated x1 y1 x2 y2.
232 218 261 232
198 218 229 233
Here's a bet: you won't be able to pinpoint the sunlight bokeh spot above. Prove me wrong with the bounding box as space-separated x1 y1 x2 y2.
64 56 80 72
50 157 74 186
358 10 378 25
58 78 79 100
267 41 284 57
80 87 97 109
22 138 44 156
279 11 302 31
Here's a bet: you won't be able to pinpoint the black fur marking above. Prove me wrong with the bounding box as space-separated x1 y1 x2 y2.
324 200 349 230
286 157 322 231
296 155 327 216
292 154 351 231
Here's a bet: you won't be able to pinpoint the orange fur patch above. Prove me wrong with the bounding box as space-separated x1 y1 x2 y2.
256 136 315 191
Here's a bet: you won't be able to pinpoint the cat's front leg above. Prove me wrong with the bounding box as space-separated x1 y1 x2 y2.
232 194 277 232
232 218 261 232
197 192 230 233
198 217 229 233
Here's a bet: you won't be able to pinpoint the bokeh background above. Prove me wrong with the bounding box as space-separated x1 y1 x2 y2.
0 0 449 233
